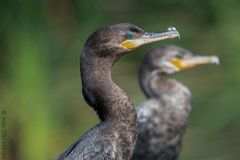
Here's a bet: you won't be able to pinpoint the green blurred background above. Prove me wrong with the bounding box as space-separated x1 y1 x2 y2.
1 0 240 159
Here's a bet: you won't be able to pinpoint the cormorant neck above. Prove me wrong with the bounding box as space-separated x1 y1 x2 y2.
139 67 191 103
80 48 137 126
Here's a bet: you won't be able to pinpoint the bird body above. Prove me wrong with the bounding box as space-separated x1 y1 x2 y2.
133 45 219 160
135 79 191 160
58 25 180 160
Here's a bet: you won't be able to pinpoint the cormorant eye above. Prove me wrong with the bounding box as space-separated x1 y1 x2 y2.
175 52 182 59
126 33 133 40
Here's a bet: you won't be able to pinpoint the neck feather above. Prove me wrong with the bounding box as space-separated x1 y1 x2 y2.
139 67 191 102
80 49 137 127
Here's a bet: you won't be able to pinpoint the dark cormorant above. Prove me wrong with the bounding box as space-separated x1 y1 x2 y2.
133 45 219 160
58 24 180 160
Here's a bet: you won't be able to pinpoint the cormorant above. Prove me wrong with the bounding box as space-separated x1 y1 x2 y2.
58 24 180 160
133 45 219 160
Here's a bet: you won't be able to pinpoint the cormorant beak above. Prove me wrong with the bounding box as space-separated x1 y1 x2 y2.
121 27 180 50
170 55 220 70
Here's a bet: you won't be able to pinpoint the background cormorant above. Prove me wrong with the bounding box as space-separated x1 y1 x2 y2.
133 45 219 160
58 24 180 160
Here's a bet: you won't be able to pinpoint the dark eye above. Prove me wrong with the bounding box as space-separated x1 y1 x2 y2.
126 33 133 40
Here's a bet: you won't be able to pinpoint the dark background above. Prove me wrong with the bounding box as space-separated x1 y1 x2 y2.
1 0 240 159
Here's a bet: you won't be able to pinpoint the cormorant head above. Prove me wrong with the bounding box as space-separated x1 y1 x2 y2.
145 45 219 75
84 23 180 59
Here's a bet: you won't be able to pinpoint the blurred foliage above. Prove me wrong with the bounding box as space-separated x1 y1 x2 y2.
1 0 240 159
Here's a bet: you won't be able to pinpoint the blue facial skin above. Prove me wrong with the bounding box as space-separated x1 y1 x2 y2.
126 33 133 40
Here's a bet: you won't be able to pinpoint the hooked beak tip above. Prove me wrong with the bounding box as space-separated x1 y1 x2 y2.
211 56 220 65
166 26 180 39
178 33 181 39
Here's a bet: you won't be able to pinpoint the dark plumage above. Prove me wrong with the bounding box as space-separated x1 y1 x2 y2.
133 45 219 160
58 24 180 160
